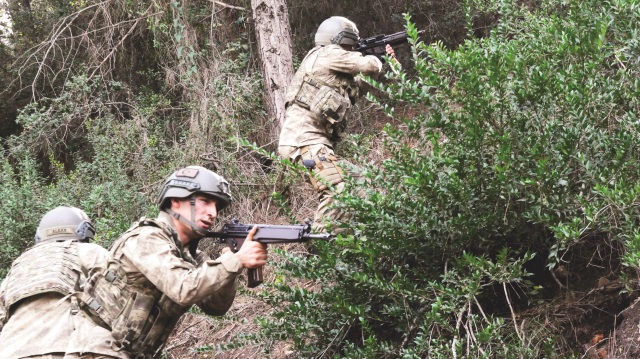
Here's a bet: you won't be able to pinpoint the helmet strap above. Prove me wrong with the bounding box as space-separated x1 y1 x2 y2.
164 195 208 238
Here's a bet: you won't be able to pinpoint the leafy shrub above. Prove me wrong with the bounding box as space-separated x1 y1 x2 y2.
258 0 640 356
0 157 55 277
0 13 269 277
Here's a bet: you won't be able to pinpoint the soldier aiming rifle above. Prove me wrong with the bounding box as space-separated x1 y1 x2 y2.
278 16 420 234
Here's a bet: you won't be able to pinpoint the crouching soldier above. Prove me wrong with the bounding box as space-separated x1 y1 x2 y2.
0 206 126 359
78 166 268 358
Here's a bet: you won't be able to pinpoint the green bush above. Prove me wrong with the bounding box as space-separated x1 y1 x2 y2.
259 0 640 356
0 78 163 273
0 22 268 277
0 157 54 276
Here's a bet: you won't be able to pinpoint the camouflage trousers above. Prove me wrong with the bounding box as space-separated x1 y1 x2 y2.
279 144 363 234
24 354 120 359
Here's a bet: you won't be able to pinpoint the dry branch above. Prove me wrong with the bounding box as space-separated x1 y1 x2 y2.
207 0 248 12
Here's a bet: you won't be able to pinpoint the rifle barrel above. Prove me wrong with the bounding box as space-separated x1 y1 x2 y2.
306 234 332 240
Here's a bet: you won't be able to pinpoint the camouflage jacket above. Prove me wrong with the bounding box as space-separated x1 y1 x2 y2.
81 211 242 358
279 44 383 148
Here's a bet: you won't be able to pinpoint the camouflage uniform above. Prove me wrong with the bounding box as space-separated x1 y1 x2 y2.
278 44 383 232
0 241 126 359
79 211 241 358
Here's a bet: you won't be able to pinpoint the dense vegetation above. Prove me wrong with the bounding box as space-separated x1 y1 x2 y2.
1 0 640 357
259 1 640 355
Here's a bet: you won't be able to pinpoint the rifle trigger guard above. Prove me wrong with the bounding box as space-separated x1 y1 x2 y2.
228 238 239 252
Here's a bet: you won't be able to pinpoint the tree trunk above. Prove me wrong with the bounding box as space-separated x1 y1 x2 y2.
251 0 293 145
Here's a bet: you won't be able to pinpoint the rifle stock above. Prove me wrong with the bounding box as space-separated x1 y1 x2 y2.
205 220 331 287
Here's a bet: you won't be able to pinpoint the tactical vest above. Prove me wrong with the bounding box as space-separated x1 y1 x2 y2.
1 240 81 322
81 218 194 358
285 46 357 126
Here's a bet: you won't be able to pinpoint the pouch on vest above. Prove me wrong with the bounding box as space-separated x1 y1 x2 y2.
302 156 344 192
137 294 189 356
310 85 351 124
111 290 158 353
82 266 162 354
293 80 318 109
82 267 130 327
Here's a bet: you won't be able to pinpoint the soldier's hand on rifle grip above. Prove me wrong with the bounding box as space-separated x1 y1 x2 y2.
385 44 395 57
235 225 268 268
386 44 401 69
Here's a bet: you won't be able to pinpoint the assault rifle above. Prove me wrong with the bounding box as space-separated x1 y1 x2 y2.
355 30 424 58
205 219 332 287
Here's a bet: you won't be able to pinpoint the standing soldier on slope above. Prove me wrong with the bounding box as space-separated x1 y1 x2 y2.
0 206 126 359
278 16 395 234
78 165 268 358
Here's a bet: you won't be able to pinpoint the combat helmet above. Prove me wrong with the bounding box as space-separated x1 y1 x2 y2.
314 16 360 47
157 165 232 236
34 206 95 244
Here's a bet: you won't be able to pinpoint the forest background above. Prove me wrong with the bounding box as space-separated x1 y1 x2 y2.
1 0 640 357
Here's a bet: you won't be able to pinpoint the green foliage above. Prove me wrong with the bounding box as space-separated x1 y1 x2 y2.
2 0 638 356
0 157 52 277
0 0 268 279
258 1 640 357
0 77 168 273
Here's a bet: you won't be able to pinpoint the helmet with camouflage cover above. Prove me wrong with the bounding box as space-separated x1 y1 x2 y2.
314 16 360 47
34 206 95 244
157 165 232 236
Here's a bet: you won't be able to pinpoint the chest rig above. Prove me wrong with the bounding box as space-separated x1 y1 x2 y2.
285 46 358 128
81 218 195 358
